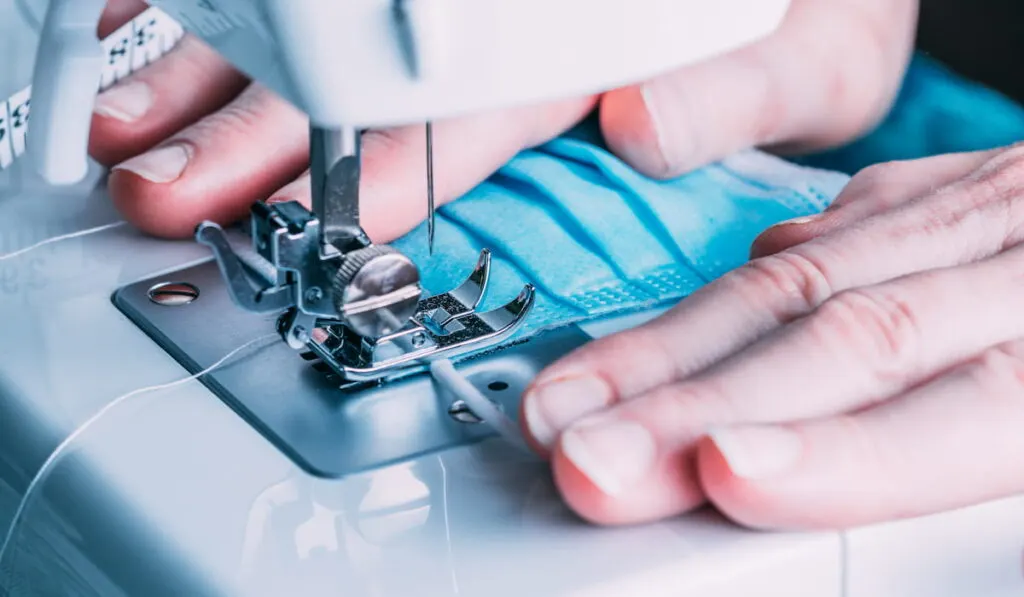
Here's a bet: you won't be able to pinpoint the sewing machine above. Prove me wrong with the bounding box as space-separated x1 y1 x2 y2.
2 1 1024 595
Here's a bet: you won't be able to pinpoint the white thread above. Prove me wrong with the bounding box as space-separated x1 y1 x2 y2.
0 332 279 577
0 221 126 262
429 359 530 452
436 455 460 595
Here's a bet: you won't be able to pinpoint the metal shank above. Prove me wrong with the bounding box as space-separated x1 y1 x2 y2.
310 126 366 254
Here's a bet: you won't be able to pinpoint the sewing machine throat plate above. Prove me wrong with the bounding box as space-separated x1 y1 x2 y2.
112 261 589 477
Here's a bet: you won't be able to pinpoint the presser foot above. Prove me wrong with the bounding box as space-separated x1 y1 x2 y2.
194 207 535 384
303 249 536 383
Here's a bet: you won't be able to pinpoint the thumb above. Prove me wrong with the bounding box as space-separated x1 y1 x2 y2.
600 0 916 179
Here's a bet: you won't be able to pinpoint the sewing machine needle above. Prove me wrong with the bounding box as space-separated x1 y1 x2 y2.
426 122 435 255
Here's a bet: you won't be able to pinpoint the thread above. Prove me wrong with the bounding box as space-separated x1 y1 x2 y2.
0 332 279 578
0 221 126 262
436 455 460 595
429 359 530 453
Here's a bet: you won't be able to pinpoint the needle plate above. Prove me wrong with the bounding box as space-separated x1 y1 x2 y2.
112 261 589 477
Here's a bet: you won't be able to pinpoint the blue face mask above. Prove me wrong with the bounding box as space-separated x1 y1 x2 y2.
391 127 849 339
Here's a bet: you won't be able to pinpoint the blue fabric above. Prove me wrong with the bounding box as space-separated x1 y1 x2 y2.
799 53 1024 174
391 137 847 339
392 52 1024 340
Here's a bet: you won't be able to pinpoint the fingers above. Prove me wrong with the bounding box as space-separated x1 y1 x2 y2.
109 84 309 237
600 0 918 178
98 0 148 37
544 242 1024 524
751 149 1002 258
523 149 1021 454
266 96 597 243
111 91 593 240
529 146 1024 524
90 35 250 166
700 339 1024 529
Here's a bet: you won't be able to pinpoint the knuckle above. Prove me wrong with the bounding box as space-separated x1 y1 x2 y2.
159 36 238 87
839 161 907 206
810 288 921 381
729 251 834 323
655 381 737 434
975 146 1024 197
971 149 1024 245
854 161 902 189
969 342 1024 400
206 87 268 130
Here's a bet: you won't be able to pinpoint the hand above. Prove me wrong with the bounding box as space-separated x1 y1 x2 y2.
89 0 596 240
92 0 916 239
521 144 1024 529
600 0 918 178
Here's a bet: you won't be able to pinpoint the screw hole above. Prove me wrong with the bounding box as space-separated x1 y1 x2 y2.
487 381 509 392
448 400 483 424
147 282 199 306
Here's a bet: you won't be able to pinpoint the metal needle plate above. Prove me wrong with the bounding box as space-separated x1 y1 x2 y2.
112 261 590 477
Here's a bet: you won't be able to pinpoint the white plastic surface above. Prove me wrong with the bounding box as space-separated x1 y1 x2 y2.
27 0 108 185
846 495 1024 596
147 0 790 127
25 0 789 185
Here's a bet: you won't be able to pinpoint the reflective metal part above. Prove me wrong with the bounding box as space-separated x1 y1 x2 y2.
426 121 435 255
309 125 365 253
195 222 294 313
308 250 535 382
194 123 532 383
195 204 532 382
332 245 422 338
147 282 200 306
279 309 318 350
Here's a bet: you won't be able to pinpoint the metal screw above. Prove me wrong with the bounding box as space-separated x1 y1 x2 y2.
304 287 323 304
148 282 199 306
292 326 310 343
447 400 483 424
411 332 427 347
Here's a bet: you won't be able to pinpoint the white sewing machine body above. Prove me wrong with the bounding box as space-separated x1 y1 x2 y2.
3 0 1024 595
29 0 793 183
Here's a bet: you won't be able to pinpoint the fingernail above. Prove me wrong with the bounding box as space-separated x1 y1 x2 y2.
94 81 153 122
113 144 190 183
561 420 656 496
773 214 819 227
523 376 613 449
637 78 705 178
708 426 803 480
637 83 676 177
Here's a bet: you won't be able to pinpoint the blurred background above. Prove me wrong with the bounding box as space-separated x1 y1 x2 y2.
918 0 1024 103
